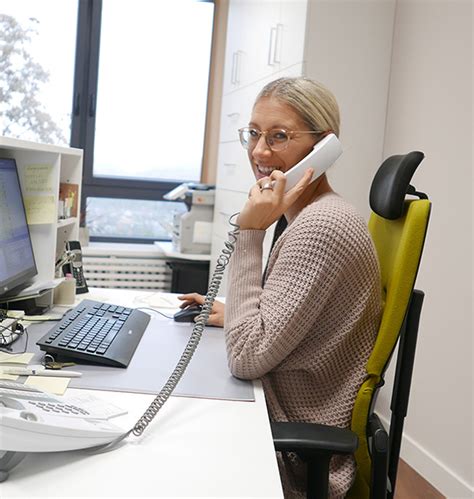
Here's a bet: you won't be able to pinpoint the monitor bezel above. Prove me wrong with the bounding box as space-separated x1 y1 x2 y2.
0 157 38 299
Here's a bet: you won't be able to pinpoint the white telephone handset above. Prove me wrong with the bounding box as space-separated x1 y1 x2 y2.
283 133 342 192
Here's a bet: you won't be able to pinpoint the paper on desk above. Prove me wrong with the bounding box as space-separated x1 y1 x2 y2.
0 352 34 365
136 292 181 309
0 373 19 380
23 313 65 322
25 376 70 395
84 293 109 303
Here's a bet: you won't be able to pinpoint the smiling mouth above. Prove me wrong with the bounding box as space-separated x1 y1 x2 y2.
256 165 281 176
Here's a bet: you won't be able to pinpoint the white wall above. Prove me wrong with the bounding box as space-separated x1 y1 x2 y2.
308 0 473 496
219 1 472 495
376 1 473 498
304 0 396 219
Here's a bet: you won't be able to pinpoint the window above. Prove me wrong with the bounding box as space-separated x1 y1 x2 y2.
73 0 216 243
0 0 77 145
0 0 216 244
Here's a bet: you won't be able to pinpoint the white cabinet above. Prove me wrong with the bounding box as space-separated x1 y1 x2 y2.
278 0 308 70
0 136 83 285
211 0 308 295
212 0 398 296
216 141 255 193
220 62 305 144
222 0 306 95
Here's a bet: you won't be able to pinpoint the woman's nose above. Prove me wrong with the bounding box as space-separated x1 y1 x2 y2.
252 134 272 159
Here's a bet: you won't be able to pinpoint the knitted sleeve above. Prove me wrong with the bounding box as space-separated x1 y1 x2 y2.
225 205 356 379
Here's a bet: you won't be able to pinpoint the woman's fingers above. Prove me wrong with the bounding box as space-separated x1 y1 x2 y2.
269 170 286 197
248 181 264 198
239 168 312 230
280 168 314 209
177 292 205 308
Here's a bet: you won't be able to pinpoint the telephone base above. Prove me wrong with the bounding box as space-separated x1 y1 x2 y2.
0 451 26 482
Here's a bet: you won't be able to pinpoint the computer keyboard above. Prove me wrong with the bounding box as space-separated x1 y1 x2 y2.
36 299 150 367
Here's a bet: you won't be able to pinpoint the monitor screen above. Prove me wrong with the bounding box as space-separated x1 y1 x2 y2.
0 157 37 298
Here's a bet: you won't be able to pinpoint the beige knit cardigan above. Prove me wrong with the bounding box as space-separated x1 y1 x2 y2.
225 193 382 498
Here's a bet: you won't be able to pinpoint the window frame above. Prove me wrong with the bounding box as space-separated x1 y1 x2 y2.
70 0 216 243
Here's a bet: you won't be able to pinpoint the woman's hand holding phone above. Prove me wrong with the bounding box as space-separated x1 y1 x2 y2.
237 168 314 230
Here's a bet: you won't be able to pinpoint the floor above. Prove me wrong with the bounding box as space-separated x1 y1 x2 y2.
395 459 445 499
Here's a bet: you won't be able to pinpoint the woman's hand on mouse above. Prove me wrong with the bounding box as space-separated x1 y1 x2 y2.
177 292 225 328
237 168 314 230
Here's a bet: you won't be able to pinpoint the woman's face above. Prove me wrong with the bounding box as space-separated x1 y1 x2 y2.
247 97 318 180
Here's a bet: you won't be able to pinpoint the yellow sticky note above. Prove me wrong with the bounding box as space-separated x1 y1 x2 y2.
0 352 34 365
24 195 56 224
25 376 70 396
23 164 54 193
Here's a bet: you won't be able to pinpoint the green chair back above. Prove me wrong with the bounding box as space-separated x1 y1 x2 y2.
347 198 431 499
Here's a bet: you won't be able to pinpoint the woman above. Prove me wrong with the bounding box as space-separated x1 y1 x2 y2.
179 77 381 498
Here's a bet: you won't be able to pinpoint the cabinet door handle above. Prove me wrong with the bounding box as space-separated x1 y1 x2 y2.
268 27 277 66
274 23 283 64
226 112 240 119
231 52 238 84
235 51 242 84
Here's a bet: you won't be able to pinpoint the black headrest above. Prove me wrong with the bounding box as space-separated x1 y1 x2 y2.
369 151 426 220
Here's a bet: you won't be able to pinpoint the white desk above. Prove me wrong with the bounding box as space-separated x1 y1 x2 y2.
2 289 283 498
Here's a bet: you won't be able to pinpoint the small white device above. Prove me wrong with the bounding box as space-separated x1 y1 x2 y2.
0 365 82 377
283 133 342 192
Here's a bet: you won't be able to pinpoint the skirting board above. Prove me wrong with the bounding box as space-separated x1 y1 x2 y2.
379 414 473 498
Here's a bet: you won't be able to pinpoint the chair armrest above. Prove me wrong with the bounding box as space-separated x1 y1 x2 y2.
271 421 358 456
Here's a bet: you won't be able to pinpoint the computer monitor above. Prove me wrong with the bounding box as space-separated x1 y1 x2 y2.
0 157 37 298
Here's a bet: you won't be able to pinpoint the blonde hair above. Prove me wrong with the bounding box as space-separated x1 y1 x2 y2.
255 77 341 137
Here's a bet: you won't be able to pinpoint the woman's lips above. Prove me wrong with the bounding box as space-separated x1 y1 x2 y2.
255 165 281 179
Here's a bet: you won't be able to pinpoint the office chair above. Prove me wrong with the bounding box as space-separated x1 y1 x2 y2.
271 151 431 499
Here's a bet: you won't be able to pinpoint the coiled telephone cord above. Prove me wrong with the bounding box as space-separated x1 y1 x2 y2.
131 214 240 437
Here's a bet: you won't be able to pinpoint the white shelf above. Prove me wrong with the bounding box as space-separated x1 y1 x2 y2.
57 217 78 229
0 135 82 156
0 136 83 285
83 242 165 258
154 241 211 261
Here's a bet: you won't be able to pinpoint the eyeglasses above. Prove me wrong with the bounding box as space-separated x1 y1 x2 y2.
238 127 325 152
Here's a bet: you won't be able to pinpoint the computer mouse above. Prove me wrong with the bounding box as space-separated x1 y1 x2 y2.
173 304 203 323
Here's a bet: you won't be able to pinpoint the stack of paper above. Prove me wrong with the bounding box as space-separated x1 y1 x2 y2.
0 353 71 395
0 352 34 380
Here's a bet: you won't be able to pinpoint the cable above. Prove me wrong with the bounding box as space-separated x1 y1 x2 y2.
135 307 174 320
0 322 28 354
131 213 240 437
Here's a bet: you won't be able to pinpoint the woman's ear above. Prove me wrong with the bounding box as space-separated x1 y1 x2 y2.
321 130 335 139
